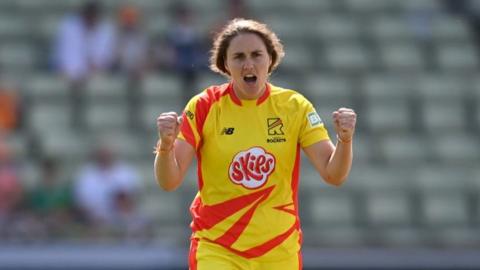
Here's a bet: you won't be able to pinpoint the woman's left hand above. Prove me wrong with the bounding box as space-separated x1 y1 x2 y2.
332 107 357 142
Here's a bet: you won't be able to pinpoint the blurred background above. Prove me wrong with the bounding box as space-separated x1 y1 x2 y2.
0 0 479 269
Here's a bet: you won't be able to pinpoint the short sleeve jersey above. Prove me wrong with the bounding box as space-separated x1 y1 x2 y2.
179 82 330 261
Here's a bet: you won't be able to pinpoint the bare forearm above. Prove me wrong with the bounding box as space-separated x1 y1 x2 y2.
325 140 353 186
304 108 356 186
154 150 182 191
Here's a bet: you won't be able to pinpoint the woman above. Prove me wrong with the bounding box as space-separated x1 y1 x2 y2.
155 18 356 270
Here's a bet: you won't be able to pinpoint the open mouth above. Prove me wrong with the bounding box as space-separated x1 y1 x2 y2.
244 75 257 83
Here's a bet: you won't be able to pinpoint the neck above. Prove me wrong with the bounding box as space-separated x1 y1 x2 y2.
232 82 266 100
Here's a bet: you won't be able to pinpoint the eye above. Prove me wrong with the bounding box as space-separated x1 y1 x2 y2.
252 52 262 57
234 54 244 60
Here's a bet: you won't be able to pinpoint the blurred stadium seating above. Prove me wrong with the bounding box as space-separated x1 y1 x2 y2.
0 0 480 269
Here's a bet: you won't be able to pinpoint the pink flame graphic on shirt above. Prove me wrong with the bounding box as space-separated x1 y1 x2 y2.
228 147 275 189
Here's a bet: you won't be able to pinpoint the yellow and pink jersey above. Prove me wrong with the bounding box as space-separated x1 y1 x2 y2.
179 82 330 261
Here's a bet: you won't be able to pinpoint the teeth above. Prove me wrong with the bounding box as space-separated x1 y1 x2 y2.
245 75 255 78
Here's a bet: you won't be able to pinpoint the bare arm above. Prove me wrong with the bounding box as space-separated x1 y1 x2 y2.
303 138 352 186
154 112 195 191
303 108 356 186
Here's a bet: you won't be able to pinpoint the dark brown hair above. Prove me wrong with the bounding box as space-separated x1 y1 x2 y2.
209 18 284 76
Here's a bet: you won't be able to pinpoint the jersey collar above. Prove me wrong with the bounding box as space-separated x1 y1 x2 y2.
227 82 271 107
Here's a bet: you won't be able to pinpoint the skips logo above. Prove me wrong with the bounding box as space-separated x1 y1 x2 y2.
228 147 275 189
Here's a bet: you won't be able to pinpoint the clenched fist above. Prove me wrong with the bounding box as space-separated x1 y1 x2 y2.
156 112 182 151
332 108 356 142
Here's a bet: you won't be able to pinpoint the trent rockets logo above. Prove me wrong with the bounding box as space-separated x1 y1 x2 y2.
267 118 284 135
267 118 286 143
228 147 276 189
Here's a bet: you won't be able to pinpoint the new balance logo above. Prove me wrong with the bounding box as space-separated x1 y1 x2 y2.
221 127 235 135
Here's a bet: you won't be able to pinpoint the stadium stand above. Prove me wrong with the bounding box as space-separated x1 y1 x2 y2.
0 0 480 268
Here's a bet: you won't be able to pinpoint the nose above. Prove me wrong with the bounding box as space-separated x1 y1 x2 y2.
243 57 254 70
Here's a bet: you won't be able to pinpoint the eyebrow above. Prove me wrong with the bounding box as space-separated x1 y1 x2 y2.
232 50 263 57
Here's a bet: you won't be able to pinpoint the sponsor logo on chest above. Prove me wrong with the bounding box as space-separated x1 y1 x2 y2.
228 147 276 189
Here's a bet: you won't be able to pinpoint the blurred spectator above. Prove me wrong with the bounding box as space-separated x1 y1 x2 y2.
113 5 149 80
226 0 250 19
112 4 149 127
443 0 480 47
53 1 115 82
52 1 115 128
443 0 470 14
0 139 24 238
111 190 151 242
0 79 21 134
209 0 250 38
73 142 139 231
27 157 74 239
159 3 207 103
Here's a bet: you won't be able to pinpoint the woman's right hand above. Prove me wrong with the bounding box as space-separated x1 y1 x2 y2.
156 112 182 151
